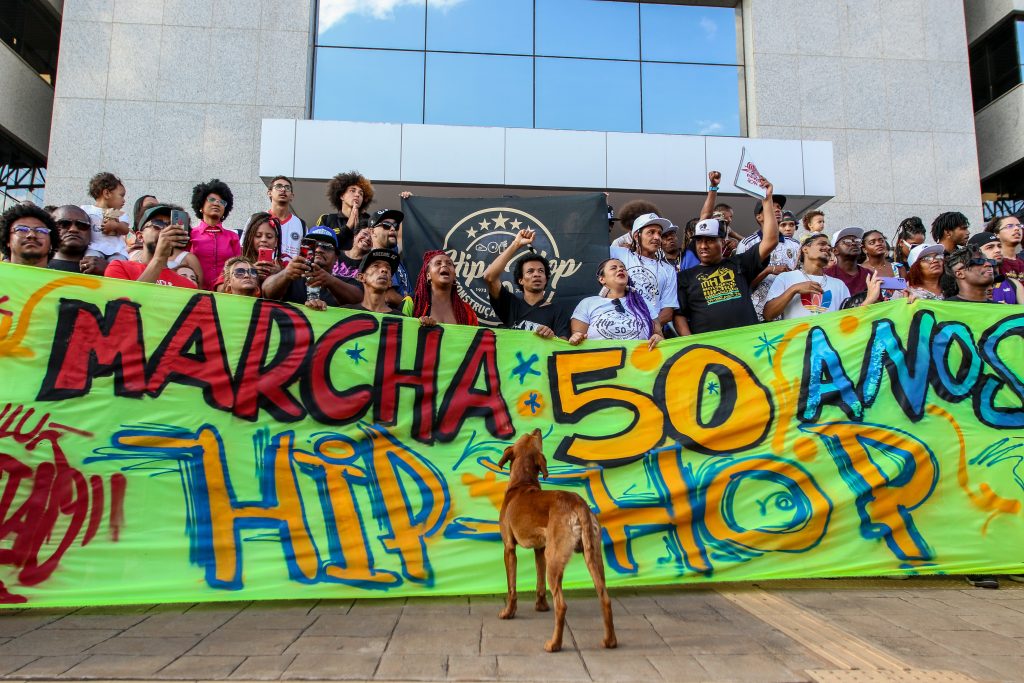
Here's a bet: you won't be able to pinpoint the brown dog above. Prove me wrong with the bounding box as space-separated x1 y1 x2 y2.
497 428 616 652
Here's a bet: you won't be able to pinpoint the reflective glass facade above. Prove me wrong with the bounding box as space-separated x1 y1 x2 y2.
314 0 743 136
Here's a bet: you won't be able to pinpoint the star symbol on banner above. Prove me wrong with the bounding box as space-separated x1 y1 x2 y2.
345 342 368 365
510 351 541 384
492 213 509 230
706 381 719 395
524 392 542 415
479 218 492 231
510 218 523 231
466 226 478 239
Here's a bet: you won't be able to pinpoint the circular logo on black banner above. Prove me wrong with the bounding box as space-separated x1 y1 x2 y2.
443 208 572 325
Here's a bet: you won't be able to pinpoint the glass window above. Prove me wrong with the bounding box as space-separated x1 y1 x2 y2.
0 0 60 85
313 48 424 124
536 0 638 60
317 0 425 50
642 63 741 136
427 0 533 55
641 4 738 65
968 17 1020 110
425 53 533 127
536 57 640 132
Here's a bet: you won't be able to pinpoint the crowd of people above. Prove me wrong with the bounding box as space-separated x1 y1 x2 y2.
2 169 1020 344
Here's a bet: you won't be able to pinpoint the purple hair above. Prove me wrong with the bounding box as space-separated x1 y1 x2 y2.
597 259 655 338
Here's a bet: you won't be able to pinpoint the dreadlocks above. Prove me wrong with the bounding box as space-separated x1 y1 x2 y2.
412 250 479 326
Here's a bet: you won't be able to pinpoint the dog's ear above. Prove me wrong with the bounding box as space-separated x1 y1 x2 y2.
534 449 548 480
497 446 514 469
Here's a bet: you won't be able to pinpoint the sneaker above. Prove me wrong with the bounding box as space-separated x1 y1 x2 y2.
965 575 1000 589
1006 575 1024 583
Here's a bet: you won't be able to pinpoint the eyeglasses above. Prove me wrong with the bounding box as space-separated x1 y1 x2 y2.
377 222 399 231
999 222 1023 230
920 254 944 262
55 219 92 231
206 197 227 207
231 268 259 278
12 225 51 236
312 242 336 253
837 237 860 245
271 184 292 192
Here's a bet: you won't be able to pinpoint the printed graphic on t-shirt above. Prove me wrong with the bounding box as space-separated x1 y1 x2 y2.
626 264 658 305
697 267 741 305
592 306 645 339
801 290 833 313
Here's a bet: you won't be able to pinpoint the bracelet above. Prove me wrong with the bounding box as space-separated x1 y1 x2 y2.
708 186 719 191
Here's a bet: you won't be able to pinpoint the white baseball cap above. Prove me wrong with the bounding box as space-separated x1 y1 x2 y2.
631 212 671 234
831 226 864 248
693 218 727 238
907 243 944 269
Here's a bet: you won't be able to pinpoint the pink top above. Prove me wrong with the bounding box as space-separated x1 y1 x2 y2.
190 221 240 289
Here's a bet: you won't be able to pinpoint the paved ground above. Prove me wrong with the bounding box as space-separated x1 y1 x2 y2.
0 577 1023 682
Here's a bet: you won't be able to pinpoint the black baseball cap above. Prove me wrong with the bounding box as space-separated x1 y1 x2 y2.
359 248 400 275
967 232 999 248
138 204 176 226
369 208 404 228
754 194 787 216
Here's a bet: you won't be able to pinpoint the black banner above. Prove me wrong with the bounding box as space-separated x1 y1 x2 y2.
401 193 609 326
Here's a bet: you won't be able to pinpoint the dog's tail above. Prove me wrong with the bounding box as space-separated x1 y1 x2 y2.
579 509 605 581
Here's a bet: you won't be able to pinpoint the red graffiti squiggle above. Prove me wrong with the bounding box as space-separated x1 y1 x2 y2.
0 404 124 603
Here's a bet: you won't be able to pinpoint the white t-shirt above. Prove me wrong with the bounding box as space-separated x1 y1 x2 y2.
277 213 305 260
736 234 800 320
608 246 678 319
81 204 130 257
765 269 850 319
571 296 650 341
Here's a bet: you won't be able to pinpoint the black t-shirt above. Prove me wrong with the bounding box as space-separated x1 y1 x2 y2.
676 249 767 334
47 259 80 272
489 287 571 338
315 212 369 252
285 278 342 307
342 303 405 316
945 295 996 303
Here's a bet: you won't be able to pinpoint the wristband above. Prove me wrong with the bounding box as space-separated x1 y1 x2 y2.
708 186 719 191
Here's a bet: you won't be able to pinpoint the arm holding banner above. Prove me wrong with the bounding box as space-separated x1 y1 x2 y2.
756 180 779 262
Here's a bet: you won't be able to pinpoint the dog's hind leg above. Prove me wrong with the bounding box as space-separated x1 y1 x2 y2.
543 546 569 652
499 543 518 619
534 548 550 612
581 512 616 649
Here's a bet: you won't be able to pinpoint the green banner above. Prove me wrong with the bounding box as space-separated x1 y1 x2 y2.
1 264 1023 607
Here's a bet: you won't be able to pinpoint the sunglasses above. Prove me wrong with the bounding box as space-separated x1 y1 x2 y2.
12 225 51 236
56 219 92 231
231 268 259 278
966 257 999 268
205 197 227 207
145 219 170 229
377 222 399 231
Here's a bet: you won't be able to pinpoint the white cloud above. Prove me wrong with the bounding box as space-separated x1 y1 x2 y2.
318 0 465 34
697 120 724 136
699 17 717 40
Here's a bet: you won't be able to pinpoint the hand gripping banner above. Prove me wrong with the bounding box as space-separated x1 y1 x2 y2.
1 264 1022 607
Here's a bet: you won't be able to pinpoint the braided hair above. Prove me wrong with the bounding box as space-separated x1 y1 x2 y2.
412 250 479 326
894 216 925 263
596 258 654 338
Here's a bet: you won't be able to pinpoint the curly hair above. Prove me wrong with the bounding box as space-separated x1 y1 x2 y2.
942 244 982 297
513 252 550 289
411 250 478 325
240 212 281 262
88 171 122 200
984 214 1014 234
326 171 374 212
930 211 968 243
191 178 234 220
802 209 824 229
1 203 60 259
616 200 661 235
